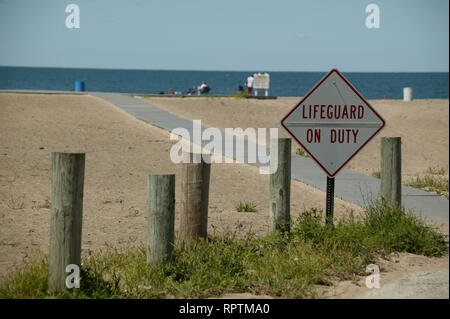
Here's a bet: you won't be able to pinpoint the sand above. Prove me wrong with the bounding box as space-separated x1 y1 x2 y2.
143 96 449 183
0 92 447 298
0 92 361 276
319 251 449 299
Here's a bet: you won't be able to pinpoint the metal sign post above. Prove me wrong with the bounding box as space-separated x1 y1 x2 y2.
325 176 335 224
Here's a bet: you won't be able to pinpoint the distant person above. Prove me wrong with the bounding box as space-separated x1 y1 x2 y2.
187 87 197 95
169 88 175 96
198 81 210 95
246 75 254 95
235 85 244 93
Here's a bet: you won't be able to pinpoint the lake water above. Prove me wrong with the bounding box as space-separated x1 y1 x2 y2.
0 66 448 99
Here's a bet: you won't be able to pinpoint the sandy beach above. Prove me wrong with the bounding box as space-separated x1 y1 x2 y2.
0 92 448 298
0 92 363 276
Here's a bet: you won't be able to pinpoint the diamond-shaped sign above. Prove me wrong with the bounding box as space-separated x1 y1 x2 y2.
281 69 385 177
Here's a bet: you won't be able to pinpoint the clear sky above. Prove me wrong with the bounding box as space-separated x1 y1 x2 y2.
0 0 448 72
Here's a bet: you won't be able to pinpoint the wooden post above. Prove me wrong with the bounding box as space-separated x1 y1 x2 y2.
49 152 85 292
381 137 402 206
147 174 175 264
269 138 291 233
179 153 211 245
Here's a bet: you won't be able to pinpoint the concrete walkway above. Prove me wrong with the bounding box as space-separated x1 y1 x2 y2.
2 90 447 221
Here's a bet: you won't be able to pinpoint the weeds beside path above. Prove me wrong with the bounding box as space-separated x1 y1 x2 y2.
0 201 447 299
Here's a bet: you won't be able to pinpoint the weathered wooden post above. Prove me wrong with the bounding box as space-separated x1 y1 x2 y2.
269 138 291 233
179 153 211 245
147 174 175 264
381 137 402 206
49 152 85 292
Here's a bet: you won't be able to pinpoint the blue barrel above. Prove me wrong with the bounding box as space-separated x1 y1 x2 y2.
75 81 85 92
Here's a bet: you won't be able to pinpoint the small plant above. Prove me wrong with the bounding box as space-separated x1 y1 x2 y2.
43 199 51 209
7 195 25 210
372 171 381 179
296 148 310 158
426 167 447 175
127 207 140 218
32 198 50 210
406 175 449 199
235 202 258 212
232 92 250 99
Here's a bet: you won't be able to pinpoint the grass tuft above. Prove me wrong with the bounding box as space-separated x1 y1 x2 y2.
406 175 449 199
232 92 251 99
426 167 447 175
235 202 258 212
7 195 25 210
372 171 381 179
32 198 50 210
296 148 310 158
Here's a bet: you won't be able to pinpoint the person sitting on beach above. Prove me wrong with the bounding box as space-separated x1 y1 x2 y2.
187 86 197 95
234 85 245 93
198 81 210 95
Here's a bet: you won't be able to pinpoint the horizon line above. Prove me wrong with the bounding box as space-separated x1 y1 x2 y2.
1 64 449 74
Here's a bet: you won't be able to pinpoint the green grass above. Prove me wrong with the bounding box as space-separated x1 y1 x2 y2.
7 194 25 210
235 202 258 212
406 175 449 199
232 92 251 99
1 201 447 299
372 171 381 179
296 148 310 158
32 198 51 210
371 167 448 198
426 167 447 175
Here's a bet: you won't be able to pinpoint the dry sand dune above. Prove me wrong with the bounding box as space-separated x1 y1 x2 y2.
0 92 361 276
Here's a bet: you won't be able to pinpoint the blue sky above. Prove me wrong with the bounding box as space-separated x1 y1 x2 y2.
0 0 448 72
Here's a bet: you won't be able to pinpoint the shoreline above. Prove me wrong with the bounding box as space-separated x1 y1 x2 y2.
1 89 449 100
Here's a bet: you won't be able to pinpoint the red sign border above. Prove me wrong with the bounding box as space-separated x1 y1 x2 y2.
280 69 386 177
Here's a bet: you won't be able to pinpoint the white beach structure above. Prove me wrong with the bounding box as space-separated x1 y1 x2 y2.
403 87 413 101
253 72 270 96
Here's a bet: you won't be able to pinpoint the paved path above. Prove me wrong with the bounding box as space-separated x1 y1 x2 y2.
2 90 448 221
